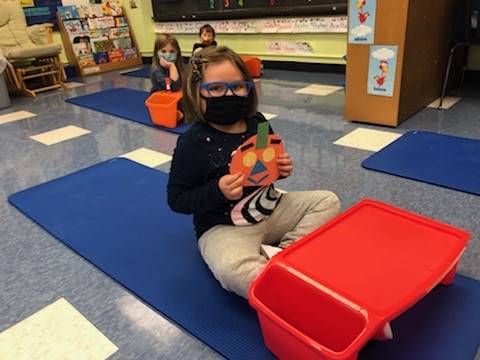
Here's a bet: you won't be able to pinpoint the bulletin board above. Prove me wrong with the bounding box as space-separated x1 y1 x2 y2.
152 0 347 22
21 0 63 28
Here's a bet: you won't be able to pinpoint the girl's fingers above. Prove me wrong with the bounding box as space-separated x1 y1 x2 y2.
277 159 292 166
230 187 243 199
228 174 244 189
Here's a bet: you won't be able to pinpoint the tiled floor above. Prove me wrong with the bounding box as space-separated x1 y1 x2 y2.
0 68 479 359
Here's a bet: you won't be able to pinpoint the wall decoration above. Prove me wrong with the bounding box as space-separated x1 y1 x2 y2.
20 0 35 8
155 16 348 34
348 0 376 44
368 45 398 97
23 0 62 27
266 41 314 55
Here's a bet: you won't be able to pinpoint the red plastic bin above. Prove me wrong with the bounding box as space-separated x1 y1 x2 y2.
249 199 469 360
145 91 183 128
241 56 262 78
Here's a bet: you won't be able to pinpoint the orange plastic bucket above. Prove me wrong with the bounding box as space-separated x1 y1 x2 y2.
241 56 262 78
145 91 183 128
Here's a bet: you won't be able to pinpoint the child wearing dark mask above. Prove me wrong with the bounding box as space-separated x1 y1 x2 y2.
192 24 217 55
150 34 183 93
167 46 340 299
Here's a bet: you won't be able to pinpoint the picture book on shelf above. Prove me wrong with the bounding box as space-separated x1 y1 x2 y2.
108 49 124 62
73 43 90 56
72 35 92 53
87 4 103 18
78 54 96 68
64 19 89 38
77 5 89 19
123 48 138 59
113 37 132 50
96 16 115 29
102 0 123 16
115 16 128 27
109 26 130 39
93 52 109 64
92 39 114 53
57 6 79 20
89 29 110 39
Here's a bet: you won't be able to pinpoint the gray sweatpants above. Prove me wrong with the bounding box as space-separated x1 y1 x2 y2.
198 190 341 299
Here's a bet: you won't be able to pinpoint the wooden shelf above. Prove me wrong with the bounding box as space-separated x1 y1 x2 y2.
57 7 142 77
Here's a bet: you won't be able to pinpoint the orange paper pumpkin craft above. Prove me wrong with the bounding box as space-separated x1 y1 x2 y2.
230 122 285 187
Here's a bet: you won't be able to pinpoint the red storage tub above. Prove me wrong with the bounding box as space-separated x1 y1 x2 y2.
145 91 183 128
241 56 262 78
249 199 469 360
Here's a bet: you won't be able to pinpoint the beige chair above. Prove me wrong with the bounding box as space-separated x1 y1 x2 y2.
0 0 66 96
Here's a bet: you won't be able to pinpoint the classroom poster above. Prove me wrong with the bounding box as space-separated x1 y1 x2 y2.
368 46 398 97
24 0 62 27
348 0 376 44
266 41 314 55
20 0 35 8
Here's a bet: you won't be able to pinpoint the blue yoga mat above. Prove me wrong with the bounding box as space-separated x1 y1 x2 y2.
121 65 151 78
362 130 480 196
9 159 480 360
66 88 190 135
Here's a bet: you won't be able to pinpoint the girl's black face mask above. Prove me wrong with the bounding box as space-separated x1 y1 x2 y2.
202 95 250 125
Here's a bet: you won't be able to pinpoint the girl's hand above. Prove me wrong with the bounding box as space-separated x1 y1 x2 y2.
219 173 244 200
159 56 172 69
277 153 293 178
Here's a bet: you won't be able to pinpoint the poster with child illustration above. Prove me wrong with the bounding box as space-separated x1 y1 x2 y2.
367 45 398 97
348 0 376 44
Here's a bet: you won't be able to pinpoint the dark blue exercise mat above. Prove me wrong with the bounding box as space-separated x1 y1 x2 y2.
8 159 480 360
362 130 480 196
65 88 190 135
121 65 151 78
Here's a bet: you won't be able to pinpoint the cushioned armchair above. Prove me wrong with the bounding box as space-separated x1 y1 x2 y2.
0 0 66 96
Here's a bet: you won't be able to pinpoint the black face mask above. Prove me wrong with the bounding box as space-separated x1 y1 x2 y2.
202 95 250 125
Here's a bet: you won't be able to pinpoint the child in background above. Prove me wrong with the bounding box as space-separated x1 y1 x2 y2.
150 34 183 93
167 46 340 299
192 24 217 55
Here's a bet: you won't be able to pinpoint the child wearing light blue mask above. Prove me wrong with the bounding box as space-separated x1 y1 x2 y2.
150 34 183 93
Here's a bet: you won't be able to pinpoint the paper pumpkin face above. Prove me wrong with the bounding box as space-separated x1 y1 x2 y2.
230 122 285 187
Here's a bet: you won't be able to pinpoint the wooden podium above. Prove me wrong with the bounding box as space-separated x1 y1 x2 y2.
345 0 460 127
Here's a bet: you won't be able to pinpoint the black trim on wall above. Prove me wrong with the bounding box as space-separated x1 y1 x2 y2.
262 60 345 74
142 56 345 74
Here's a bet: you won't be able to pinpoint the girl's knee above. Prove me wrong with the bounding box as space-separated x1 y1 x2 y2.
323 191 341 210
309 190 341 213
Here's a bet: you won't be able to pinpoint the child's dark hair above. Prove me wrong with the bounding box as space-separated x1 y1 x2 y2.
199 24 215 38
183 46 258 123
153 33 184 73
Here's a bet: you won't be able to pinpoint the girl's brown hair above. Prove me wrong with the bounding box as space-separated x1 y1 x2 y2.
183 46 258 123
153 33 184 74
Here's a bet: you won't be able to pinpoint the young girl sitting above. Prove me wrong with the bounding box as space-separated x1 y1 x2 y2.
150 34 183 93
167 46 340 299
192 24 217 55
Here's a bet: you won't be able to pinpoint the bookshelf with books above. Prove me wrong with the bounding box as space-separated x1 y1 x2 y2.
57 2 142 76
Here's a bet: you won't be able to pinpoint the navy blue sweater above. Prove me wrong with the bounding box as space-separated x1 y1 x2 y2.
167 113 270 238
